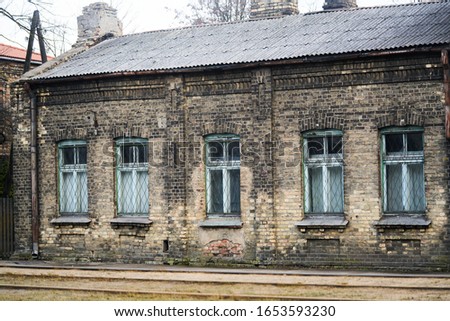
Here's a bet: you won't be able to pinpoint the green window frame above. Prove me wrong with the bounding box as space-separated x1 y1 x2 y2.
303 130 344 214
58 140 88 214
115 137 149 216
205 134 241 216
381 127 425 214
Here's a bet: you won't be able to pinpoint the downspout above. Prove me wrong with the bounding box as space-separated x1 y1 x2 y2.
442 50 450 139
442 49 450 270
24 82 39 258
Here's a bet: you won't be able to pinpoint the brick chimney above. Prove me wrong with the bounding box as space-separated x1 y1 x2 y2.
323 0 358 10
250 0 299 20
76 2 122 44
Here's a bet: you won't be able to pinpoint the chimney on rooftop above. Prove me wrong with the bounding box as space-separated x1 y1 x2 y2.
250 0 299 20
323 0 358 10
76 2 122 45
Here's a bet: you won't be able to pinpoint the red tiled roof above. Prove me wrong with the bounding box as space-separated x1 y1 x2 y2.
0 43 51 63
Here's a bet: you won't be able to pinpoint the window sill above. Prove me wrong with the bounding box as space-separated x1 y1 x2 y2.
296 215 348 232
199 216 243 229
374 215 431 230
110 217 152 228
51 216 91 226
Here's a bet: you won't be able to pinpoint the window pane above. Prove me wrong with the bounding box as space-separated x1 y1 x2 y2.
136 170 149 213
61 172 76 212
78 146 87 165
386 164 403 212
137 144 148 164
119 144 148 165
406 164 425 212
78 172 88 212
308 167 323 213
328 166 343 213
382 129 425 214
385 133 404 153
118 171 134 214
230 169 240 213
327 136 342 154
206 136 240 215
62 148 75 165
208 170 223 213
407 132 423 152
59 142 88 214
60 171 88 213
117 170 149 215
120 146 130 164
228 141 240 161
307 137 324 157
115 140 149 215
208 142 224 163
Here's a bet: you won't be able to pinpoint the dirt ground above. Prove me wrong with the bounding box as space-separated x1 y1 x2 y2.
1 263 450 300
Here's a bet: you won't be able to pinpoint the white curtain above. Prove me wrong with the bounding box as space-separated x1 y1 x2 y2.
328 166 343 213
118 169 148 214
60 171 87 213
406 163 425 211
386 164 403 212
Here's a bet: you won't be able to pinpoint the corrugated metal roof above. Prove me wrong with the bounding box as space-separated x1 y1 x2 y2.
33 2 450 80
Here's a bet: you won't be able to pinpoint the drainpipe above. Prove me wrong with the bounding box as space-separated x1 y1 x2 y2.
442 50 450 140
24 83 39 258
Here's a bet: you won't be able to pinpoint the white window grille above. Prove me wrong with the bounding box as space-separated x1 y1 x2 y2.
205 135 240 215
115 137 149 216
381 127 425 213
58 140 88 214
303 130 344 214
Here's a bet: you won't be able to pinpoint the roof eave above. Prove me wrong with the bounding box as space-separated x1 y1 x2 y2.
0 56 43 65
23 45 448 86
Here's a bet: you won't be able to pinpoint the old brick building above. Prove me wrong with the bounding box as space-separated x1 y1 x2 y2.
11 0 450 270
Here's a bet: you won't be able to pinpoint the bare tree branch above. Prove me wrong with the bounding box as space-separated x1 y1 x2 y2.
0 33 27 48
1 1 70 55
169 0 251 26
0 8 31 32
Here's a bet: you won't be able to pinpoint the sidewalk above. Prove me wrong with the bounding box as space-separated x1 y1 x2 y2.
1 259 449 278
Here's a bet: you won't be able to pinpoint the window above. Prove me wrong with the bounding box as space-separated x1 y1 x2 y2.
58 140 88 214
115 137 149 216
205 134 240 215
381 127 425 213
303 130 344 214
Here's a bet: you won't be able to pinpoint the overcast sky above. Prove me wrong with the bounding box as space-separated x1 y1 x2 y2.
1 0 417 54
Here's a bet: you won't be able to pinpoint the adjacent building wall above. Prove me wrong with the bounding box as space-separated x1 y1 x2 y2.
1 59 34 196
12 51 450 270
1 60 25 158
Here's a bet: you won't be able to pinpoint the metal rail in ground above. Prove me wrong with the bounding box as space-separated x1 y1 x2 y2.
1 260 450 279
0 283 344 301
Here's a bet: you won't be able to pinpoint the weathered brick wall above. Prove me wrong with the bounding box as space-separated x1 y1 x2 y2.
11 86 32 255
1 60 40 195
30 77 185 263
0 60 24 81
0 61 23 158
272 54 448 270
12 52 450 270
182 69 274 265
1 60 29 112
